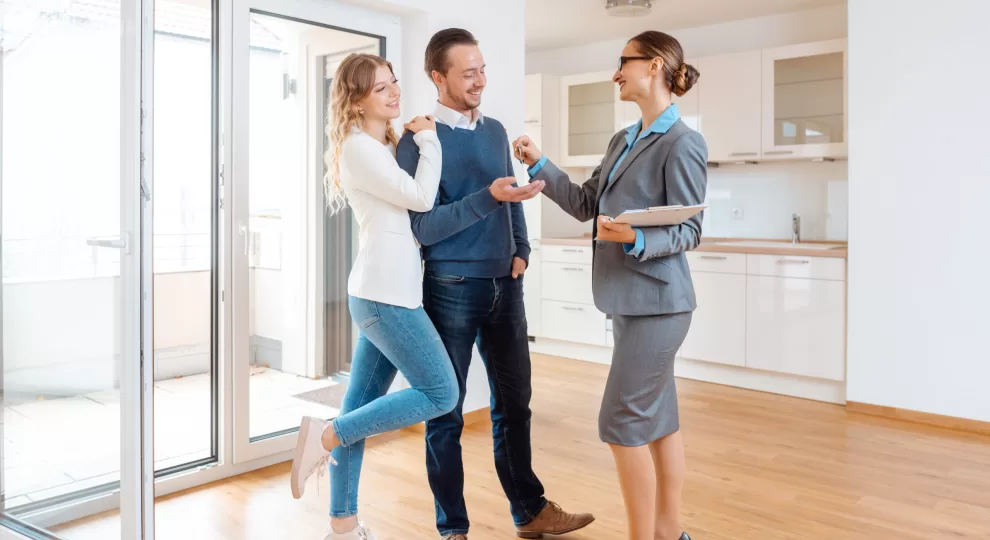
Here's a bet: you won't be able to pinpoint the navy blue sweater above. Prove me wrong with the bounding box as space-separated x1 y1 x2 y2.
396 117 530 279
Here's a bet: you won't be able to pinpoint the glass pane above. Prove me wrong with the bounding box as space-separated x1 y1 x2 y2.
1 1 123 538
773 52 844 146
151 0 215 473
568 81 615 155
246 13 379 440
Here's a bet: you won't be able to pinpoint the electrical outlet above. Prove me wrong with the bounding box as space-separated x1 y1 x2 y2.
731 208 744 220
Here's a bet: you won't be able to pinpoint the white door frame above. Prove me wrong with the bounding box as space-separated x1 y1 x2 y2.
228 0 401 464
119 0 157 536
0 0 155 537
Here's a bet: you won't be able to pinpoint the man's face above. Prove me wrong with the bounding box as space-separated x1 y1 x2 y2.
434 44 486 111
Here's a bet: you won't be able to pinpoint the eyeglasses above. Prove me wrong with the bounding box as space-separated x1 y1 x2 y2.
618 56 654 70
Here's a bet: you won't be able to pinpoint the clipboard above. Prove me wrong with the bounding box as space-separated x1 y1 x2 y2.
611 204 707 227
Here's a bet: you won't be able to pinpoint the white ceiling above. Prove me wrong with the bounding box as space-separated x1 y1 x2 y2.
525 0 846 51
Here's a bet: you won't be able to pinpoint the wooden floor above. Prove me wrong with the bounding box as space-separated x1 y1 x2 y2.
56 355 990 540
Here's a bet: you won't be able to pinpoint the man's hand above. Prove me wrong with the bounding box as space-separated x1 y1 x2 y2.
511 257 528 279
489 176 545 203
596 216 637 244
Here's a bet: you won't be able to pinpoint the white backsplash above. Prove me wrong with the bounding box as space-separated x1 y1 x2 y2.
540 161 849 241
705 160 848 241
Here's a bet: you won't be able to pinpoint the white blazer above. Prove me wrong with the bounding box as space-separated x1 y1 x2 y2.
339 129 442 309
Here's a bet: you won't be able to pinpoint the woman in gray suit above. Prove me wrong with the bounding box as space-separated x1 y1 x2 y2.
513 31 705 540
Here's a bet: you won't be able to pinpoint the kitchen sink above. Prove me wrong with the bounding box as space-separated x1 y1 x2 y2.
713 241 844 250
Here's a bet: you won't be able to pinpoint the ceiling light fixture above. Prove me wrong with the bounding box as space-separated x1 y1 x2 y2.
605 0 653 17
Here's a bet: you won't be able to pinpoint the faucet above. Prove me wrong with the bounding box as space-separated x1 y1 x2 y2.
791 213 801 244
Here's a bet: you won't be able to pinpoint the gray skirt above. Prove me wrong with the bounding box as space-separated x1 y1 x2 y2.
599 311 693 446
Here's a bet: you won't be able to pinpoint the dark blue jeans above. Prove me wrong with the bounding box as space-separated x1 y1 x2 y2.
422 271 547 537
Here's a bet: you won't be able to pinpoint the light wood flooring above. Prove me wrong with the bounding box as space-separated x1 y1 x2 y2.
55 354 990 539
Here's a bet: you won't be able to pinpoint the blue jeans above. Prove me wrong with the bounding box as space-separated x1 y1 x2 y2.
329 296 458 518
422 272 548 536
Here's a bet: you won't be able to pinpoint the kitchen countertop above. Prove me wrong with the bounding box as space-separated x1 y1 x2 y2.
541 236 848 259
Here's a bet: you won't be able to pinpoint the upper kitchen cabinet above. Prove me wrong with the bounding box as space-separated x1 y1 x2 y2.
762 39 847 159
697 50 763 162
560 71 620 167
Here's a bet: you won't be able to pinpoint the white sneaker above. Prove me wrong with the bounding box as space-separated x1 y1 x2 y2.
290 416 335 499
323 522 376 540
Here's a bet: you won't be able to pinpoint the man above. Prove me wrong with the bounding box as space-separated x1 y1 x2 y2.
395 28 596 540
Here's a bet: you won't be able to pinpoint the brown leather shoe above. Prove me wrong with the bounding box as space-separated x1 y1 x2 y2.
441 536 467 540
515 501 595 538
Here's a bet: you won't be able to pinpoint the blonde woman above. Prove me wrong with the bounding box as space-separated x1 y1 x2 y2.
289 53 457 540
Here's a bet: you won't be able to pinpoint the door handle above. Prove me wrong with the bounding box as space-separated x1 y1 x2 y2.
86 234 129 253
239 224 249 256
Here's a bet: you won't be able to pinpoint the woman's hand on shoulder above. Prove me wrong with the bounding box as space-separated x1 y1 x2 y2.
404 115 437 134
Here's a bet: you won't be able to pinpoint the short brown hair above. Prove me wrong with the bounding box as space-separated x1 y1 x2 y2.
424 28 478 78
629 31 700 96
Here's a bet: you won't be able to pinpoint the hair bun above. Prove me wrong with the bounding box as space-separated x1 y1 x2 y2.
673 63 700 97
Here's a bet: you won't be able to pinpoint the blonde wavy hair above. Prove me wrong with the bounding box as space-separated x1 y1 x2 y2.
325 53 400 214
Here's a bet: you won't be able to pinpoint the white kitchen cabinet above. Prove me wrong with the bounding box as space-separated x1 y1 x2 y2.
523 242 542 338
560 71 619 167
542 262 595 306
542 299 607 346
542 244 593 265
745 272 846 381
680 271 747 367
761 39 847 159
697 51 762 162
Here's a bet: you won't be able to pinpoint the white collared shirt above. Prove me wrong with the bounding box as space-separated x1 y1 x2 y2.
433 101 484 130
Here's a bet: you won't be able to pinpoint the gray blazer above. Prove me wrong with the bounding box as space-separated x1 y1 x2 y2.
534 120 708 316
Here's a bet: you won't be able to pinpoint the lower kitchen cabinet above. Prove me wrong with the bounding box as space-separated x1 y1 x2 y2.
679 271 747 367
745 274 846 381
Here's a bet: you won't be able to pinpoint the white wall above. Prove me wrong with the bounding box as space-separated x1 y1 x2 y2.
846 0 990 422
396 0 526 413
527 4 850 242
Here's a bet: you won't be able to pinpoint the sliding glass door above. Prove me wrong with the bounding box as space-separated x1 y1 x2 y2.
228 0 395 463
0 0 155 537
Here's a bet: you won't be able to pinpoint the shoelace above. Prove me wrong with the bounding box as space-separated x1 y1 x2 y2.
311 452 338 496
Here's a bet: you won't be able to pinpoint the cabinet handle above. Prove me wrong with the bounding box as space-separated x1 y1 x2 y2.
776 259 810 264
764 150 794 155
561 306 585 312
729 152 758 156
562 248 585 253
561 267 584 272
699 255 727 260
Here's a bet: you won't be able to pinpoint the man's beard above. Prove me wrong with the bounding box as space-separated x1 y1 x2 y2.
450 91 481 111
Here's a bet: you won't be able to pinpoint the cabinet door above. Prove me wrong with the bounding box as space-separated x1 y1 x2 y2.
525 74 542 125
746 275 846 381
523 245 542 338
697 51 762 161
673 57 700 131
762 39 847 159
560 71 616 167
679 271 746 366
542 300 607 346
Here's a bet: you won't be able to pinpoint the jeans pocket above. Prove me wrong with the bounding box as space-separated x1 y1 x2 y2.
429 273 465 284
349 298 381 329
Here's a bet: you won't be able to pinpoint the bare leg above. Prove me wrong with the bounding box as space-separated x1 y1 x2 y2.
649 431 685 540
610 443 657 540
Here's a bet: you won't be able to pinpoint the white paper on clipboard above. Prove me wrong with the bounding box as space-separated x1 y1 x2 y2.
611 204 708 227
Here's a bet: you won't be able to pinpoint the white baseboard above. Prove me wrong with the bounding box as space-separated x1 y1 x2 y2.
530 338 846 404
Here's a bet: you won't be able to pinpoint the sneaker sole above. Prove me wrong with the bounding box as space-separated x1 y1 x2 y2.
516 516 596 538
289 416 318 499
